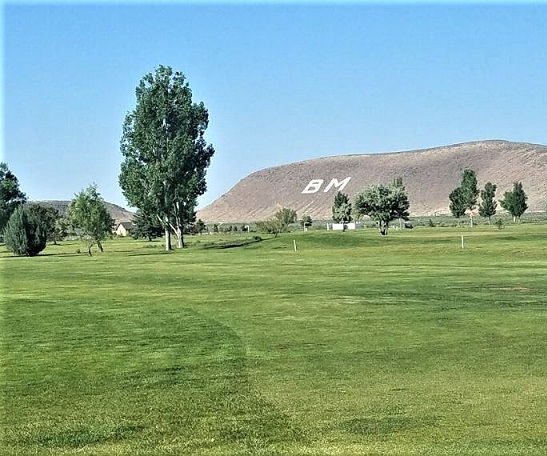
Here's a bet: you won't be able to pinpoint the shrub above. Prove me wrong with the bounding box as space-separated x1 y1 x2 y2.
3 206 47 256
256 219 283 235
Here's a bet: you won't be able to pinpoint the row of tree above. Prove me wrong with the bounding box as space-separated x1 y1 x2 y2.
0 164 114 256
449 169 528 225
254 179 410 237
323 171 528 235
1 65 216 256
0 64 536 253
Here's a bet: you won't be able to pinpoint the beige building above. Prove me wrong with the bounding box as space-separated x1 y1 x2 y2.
115 222 134 237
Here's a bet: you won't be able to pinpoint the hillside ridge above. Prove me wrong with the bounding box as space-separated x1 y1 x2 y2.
198 140 547 222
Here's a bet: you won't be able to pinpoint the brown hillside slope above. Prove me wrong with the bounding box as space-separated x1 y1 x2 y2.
198 140 547 222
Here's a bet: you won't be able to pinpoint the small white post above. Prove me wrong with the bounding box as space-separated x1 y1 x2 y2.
293 239 297 252
461 235 464 249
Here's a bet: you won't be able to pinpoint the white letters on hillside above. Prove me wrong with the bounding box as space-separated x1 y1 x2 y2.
301 177 352 194
323 177 352 193
301 179 324 194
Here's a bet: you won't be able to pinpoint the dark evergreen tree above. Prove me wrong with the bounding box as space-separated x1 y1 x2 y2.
131 209 164 241
0 162 27 234
3 206 47 256
27 203 61 243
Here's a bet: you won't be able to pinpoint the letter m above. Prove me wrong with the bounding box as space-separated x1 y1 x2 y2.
324 177 351 193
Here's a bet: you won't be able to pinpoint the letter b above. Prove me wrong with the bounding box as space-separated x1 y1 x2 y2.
302 179 324 194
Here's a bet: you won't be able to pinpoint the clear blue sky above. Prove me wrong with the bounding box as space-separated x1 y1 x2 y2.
3 2 547 209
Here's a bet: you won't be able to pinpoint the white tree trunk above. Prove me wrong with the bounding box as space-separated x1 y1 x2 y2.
175 226 184 248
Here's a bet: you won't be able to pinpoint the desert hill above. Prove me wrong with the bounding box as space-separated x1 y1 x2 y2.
197 140 547 222
32 200 134 225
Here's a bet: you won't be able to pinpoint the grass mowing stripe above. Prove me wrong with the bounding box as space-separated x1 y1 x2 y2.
2 225 547 454
2 301 304 454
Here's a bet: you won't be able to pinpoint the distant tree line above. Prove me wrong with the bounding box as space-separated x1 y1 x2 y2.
0 65 538 254
449 169 528 225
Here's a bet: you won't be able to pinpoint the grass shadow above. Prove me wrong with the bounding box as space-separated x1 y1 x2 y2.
201 236 263 250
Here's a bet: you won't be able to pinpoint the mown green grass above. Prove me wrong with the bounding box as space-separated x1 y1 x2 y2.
1 225 547 455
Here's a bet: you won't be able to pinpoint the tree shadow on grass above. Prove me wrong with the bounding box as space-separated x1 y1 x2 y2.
0 252 82 259
125 249 176 257
201 236 263 250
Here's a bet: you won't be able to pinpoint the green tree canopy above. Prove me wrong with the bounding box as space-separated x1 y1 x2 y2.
332 192 353 223
3 205 47 256
300 215 313 229
27 203 62 244
461 169 479 213
478 182 497 224
392 177 409 228
119 65 215 251
449 186 466 221
0 162 27 234
131 209 164 241
193 219 207 235
256 219 283 236
274 207 297 230
500 182 528 222
354 183 410 236
68 184 114 256
449 169 478 225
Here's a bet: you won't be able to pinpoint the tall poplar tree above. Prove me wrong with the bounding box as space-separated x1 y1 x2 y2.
461 169 479 227
119 66 215 250
501 182 528 222
449 187 466 224
478 182 497 224
449 169 478 226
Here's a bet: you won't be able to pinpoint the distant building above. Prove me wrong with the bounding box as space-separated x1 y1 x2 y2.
115 221 134 237
326 222 363 231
